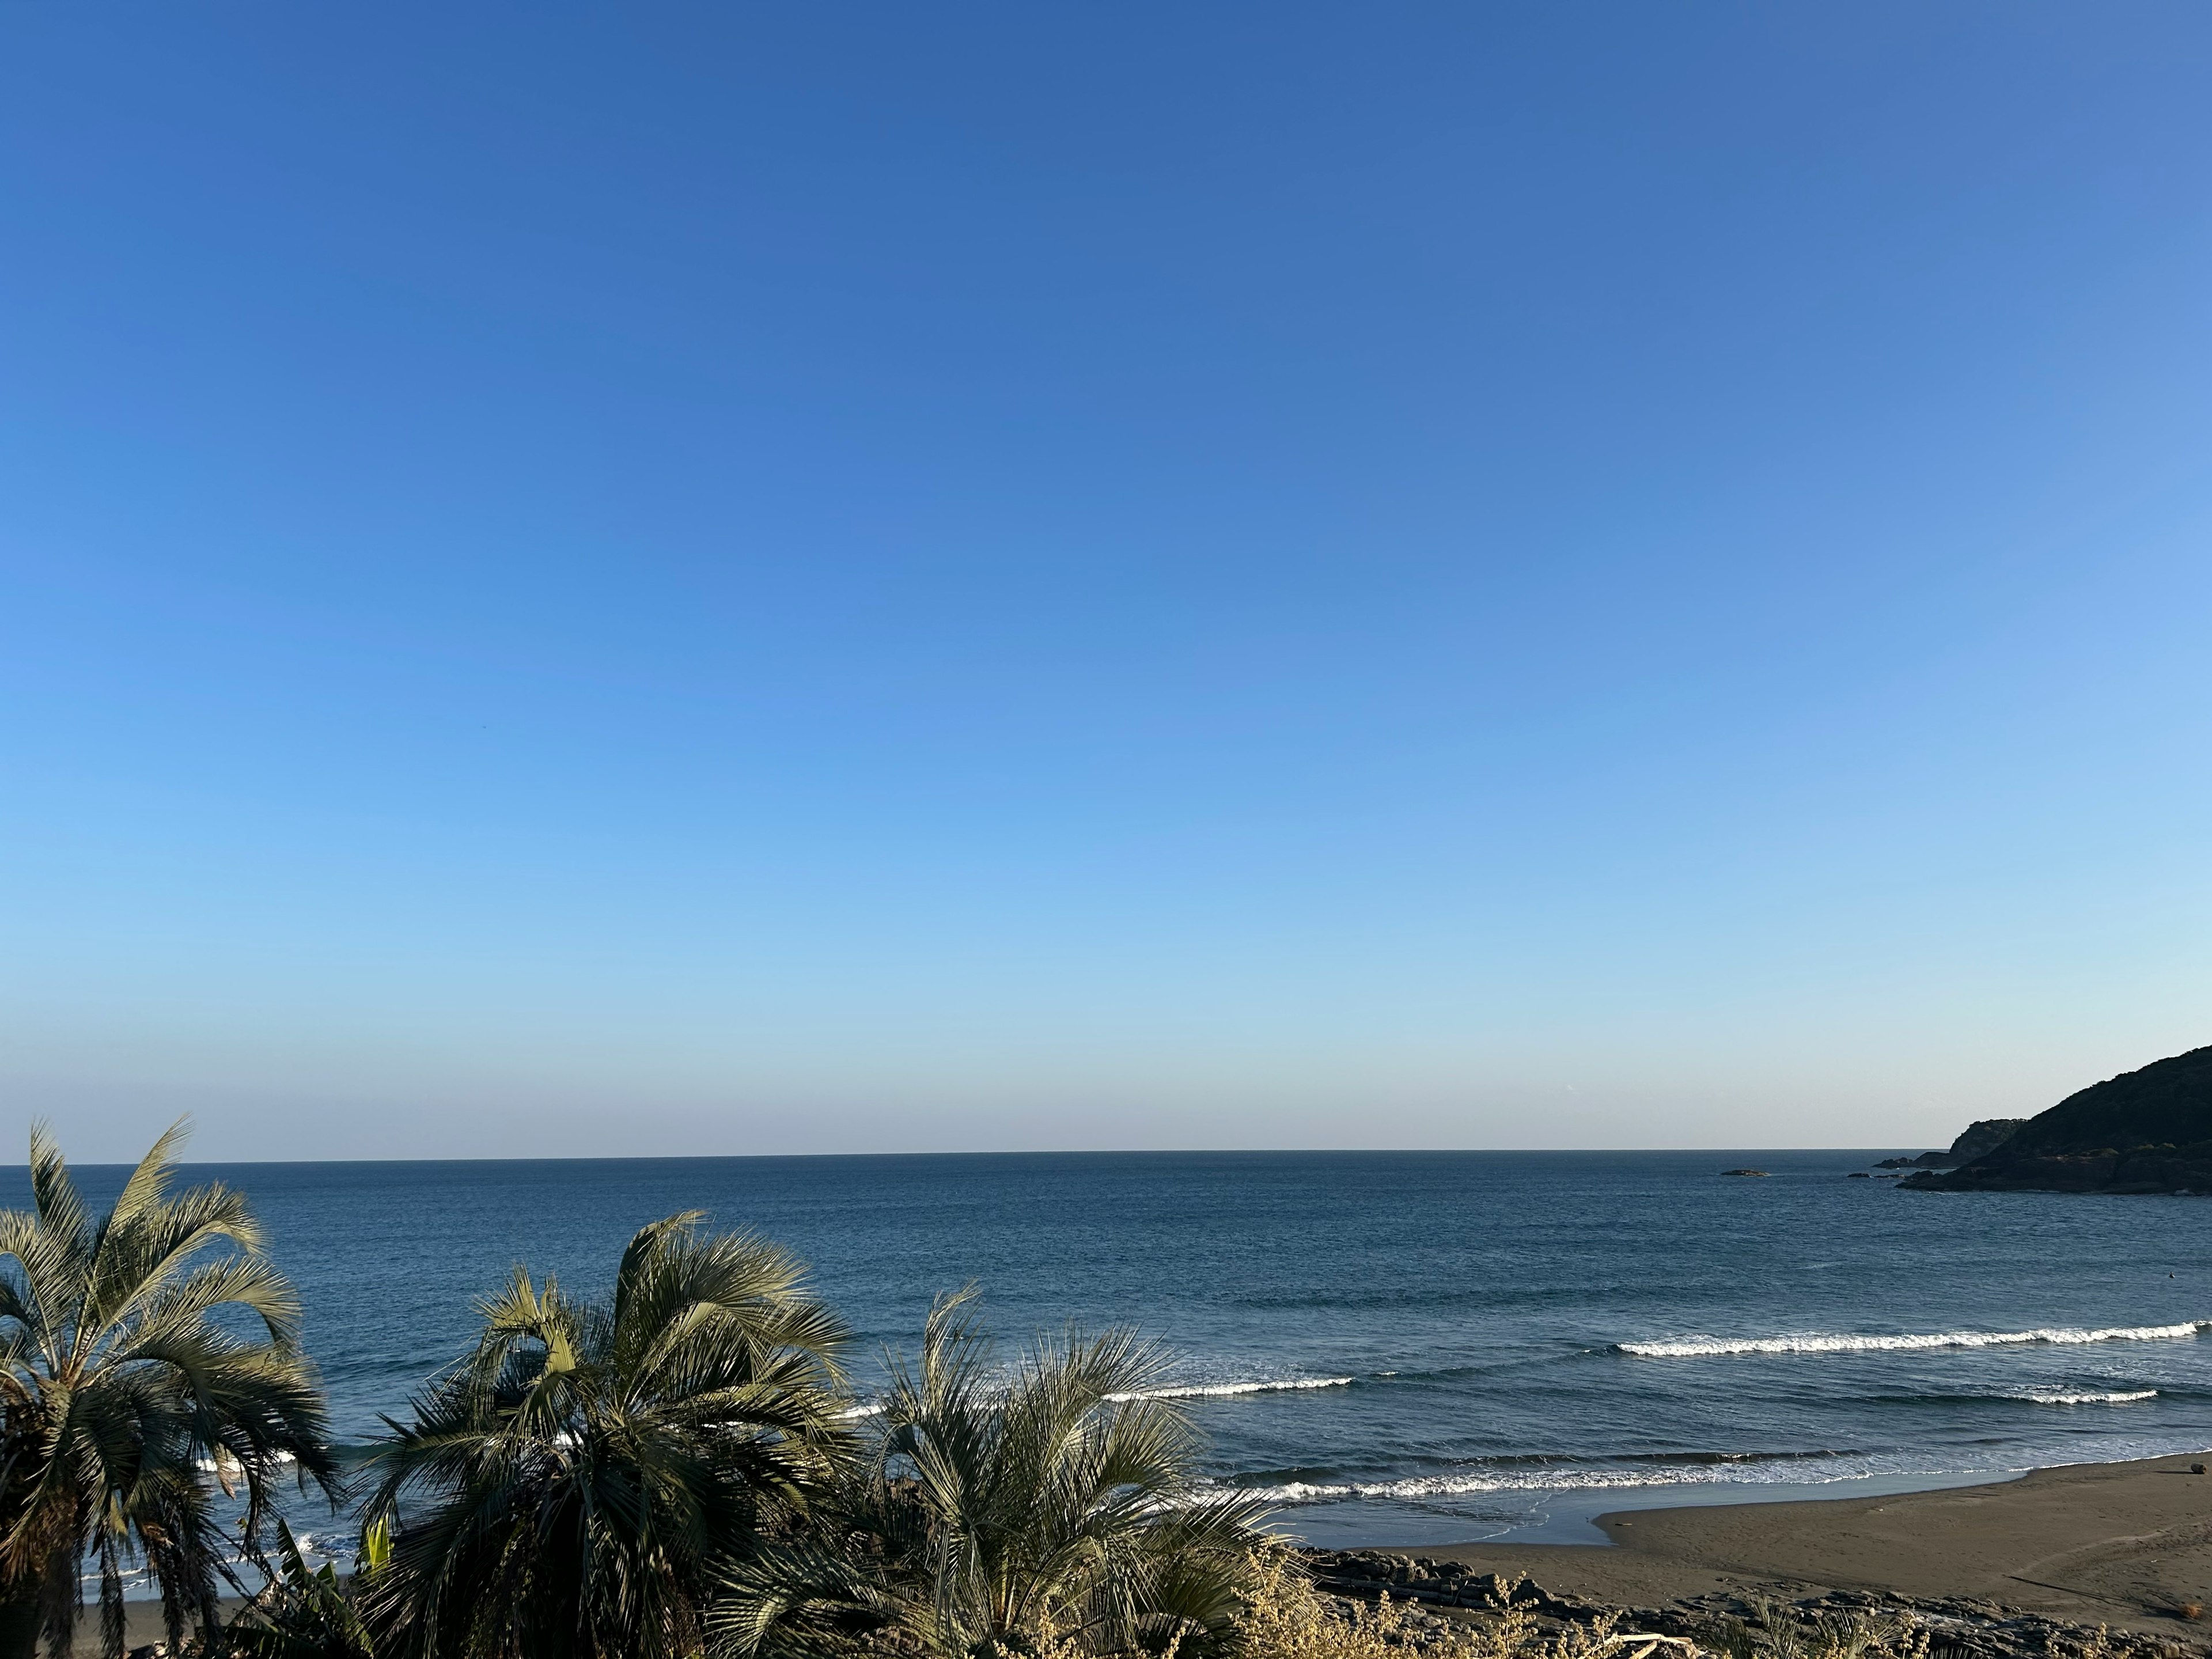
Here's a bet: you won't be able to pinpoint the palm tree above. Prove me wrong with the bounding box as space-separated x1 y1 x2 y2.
358 1213 854 1659
0 1123 338 1659
714 1289 1270 1659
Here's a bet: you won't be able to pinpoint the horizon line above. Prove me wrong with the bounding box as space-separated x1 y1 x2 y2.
0 1145 1943 1171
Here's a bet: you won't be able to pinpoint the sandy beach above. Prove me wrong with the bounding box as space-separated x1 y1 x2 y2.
1382 1454 2212 1635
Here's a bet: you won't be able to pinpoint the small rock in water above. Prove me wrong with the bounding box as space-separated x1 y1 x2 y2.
1721 1168 1770 1177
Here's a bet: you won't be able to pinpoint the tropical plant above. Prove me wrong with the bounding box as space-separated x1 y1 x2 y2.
357 1212 854 1659
713 1288 1270 1659
218 1518 384 1659
0 1123 338 1659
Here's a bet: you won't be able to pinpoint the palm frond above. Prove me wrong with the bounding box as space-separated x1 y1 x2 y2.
722 1292 1270 1659
84 1180 268 1343
0 1126 332 1659
363 1213 853 1659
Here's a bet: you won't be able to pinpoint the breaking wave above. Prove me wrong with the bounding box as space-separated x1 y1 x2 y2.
1109 1376 1354 1402
1222 1454 1908 1508
1618 1321 2210 1358
195 1450 297 1471
2013 1389 2158 1406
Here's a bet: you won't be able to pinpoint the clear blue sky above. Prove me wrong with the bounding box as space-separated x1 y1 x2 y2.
3 5 2207 1161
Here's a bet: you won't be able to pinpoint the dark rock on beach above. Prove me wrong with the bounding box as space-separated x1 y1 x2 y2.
1300 1551 2199 1658
1902 1045 2212 1195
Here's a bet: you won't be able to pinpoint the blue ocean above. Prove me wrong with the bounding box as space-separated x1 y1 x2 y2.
18 1151 2212 1550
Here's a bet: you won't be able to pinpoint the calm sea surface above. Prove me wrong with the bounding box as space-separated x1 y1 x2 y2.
16 1151 2212 1549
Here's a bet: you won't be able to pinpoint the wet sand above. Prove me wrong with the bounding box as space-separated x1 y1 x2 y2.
1386 1454 2212 1635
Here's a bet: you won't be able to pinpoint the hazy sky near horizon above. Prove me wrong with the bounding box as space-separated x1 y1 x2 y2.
3 5 2210 1162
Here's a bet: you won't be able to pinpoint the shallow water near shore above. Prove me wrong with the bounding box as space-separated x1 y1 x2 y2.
15 1149 2212 1552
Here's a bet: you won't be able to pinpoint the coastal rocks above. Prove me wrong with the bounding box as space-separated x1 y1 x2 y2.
1906 1149 2212 1194
1298 1552 2202 1658
1304 1551 1586 1615
1692 1590 2198 1659
1721 1169 1771 1177
1903 1046 2212 1195
1876 1121 2030 1170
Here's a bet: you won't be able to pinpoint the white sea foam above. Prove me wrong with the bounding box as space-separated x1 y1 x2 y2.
1618 1322 2210 1358
2014 1389 2158 1406
838 1402 888 1419
1229 1460 1880 1507
195 1450 297 1471
1108 1377 1354 1403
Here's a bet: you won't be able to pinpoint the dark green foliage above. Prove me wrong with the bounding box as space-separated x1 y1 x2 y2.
1905 1045 2212 1192
2001 1044 2212 1158
358 1213 853 1659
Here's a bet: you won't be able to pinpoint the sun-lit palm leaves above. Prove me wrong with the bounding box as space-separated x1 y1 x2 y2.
715 1288 1268 1659
0 1123 338 1659
358 1213 854 1659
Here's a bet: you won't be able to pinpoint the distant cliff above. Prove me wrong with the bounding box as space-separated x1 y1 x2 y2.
1875 1118 2028 1169
1902 1045 2212 1194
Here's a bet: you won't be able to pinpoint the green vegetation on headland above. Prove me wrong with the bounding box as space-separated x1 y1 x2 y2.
1902 1044 2212 1194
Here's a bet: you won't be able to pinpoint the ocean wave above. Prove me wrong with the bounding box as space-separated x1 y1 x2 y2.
1618 1321 2209 1358
2013 1389 2158 1406
1224 1458 1895 1507
838 1402 888 1419
1108 1377 1354 1402
194 1450 297 1471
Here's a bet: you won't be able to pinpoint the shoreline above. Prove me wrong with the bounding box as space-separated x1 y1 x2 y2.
77 1455 2212 1652
1349 1452 2212 1635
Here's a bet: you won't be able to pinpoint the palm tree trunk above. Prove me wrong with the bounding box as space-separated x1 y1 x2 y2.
0 1591 44 1659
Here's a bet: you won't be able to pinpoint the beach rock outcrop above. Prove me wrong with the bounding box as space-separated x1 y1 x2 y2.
1300 1551 2199 1658
1304 1551 1589 1616
1902 1046 2212 1195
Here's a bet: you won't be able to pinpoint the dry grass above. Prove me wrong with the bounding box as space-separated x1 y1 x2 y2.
1230 1552 1627 1659
1229 1559 2148 1659
1710 1599 2154 1659
1706 1604 1930 1659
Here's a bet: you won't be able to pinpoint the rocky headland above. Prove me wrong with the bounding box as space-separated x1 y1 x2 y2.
1875 1120 2028 1169
1902 1045 2212 1194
